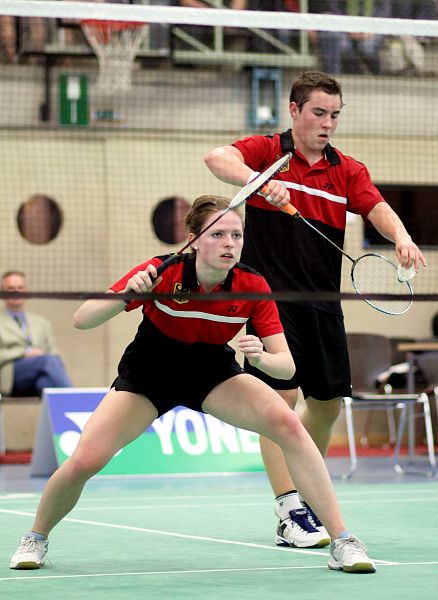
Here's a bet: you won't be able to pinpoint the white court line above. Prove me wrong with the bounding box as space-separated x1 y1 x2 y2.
3 486 433 505
57 486 438 503
0 494 39 501
0 480 438 506
2 561 438 584
0 565 332 582
0 508 395 565
2 495 438 513
0 509 329 558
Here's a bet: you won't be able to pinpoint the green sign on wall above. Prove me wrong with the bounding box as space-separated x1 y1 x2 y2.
58 74 89 126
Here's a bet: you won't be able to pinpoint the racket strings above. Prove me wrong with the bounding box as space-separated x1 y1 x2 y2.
352 255 413 315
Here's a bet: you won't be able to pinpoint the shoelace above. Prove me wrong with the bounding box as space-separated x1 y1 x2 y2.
303 502 323 528
286 508 319 533
334 535 367 555
17 536 52 566
19 536 46 554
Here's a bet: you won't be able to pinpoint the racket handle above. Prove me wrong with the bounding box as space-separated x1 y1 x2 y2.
280 203 299 217
122 254 179 304
154 253 180 278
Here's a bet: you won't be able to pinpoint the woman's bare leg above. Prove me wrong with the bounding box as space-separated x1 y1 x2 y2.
32 390 158 536
259 388 298 496
202 375 345 539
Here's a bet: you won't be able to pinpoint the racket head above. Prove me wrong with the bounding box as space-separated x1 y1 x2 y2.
229 153 292 209
155 153 291 278
351 253 413 315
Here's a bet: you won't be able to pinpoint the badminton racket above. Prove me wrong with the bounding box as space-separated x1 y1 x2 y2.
154 152 292 277
280 203 413 315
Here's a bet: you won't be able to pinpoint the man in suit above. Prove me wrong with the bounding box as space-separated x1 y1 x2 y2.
0 271 72 397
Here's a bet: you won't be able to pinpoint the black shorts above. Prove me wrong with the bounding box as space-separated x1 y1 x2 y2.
245 303 352 400
112 321 245 417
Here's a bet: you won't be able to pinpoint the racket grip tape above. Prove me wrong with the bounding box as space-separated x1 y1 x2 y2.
280 203 299 217
122 254 179 304
154 253 180 278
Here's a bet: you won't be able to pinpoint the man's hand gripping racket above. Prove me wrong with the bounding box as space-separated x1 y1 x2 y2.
278 202 414 316
153 153 292 278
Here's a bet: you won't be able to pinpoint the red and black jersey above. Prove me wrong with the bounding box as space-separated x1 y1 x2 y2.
110 253 283 345
233 129 385 313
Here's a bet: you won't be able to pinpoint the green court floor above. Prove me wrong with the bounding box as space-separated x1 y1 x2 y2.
1 475 437 599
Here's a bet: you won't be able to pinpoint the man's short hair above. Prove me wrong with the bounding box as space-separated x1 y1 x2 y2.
290 71 343 107
1 270 26 282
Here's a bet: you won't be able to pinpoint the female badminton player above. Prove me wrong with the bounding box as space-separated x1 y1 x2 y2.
10 195 375 574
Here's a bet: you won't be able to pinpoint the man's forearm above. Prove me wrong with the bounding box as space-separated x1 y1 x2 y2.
367 202 412 245
204 146 252 186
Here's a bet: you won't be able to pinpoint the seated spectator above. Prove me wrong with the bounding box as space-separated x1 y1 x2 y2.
309 0 392 74
0 271 72 398
383 0 437 75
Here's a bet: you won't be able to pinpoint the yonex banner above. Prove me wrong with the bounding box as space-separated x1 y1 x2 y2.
31 388 264 476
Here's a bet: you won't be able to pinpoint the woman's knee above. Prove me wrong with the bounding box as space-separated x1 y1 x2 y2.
65 450 107 481
266 408 305 445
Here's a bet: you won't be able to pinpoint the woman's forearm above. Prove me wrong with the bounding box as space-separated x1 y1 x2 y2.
73 293 126 329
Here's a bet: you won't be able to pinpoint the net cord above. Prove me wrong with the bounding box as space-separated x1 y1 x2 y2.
1 0 438 37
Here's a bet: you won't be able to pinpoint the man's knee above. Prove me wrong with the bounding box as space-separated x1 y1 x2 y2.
305 396 342 424
41 354 60 368
40 354 72 386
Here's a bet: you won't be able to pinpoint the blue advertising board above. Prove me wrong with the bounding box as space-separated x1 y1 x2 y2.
31 388 264 477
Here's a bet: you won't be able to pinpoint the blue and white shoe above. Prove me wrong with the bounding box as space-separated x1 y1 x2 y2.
275 507 330 548
303 501 330 546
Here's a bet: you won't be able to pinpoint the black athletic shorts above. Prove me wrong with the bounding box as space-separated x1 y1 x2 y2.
112 318 245 417
245 303 352 400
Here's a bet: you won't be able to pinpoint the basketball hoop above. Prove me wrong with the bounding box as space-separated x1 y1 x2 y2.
80 19 149 94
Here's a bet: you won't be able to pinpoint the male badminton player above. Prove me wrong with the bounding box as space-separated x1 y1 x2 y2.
10 195 374 573
205 71 427 548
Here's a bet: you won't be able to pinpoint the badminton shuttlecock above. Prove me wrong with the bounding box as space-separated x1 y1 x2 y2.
397 264 416 282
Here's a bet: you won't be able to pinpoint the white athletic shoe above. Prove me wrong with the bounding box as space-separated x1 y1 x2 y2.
10 535 49 569
275 508 331 548
328 535 376 573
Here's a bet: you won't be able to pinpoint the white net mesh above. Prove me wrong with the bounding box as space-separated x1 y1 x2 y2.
0 0 437 304
0 0 437 389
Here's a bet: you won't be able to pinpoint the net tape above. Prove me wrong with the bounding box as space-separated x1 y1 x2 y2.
2 0 438 38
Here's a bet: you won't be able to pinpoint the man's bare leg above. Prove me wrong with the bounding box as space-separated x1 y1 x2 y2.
260 390 342 547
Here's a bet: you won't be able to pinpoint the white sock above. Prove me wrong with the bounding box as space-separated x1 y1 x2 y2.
275 491 303 520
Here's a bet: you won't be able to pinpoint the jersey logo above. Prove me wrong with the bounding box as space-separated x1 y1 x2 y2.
278 156 290 173
228 305 238 313
172 282 190 304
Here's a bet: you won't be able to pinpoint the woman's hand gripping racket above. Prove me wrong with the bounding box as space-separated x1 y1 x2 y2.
154 153 292 277
281 203 413 315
